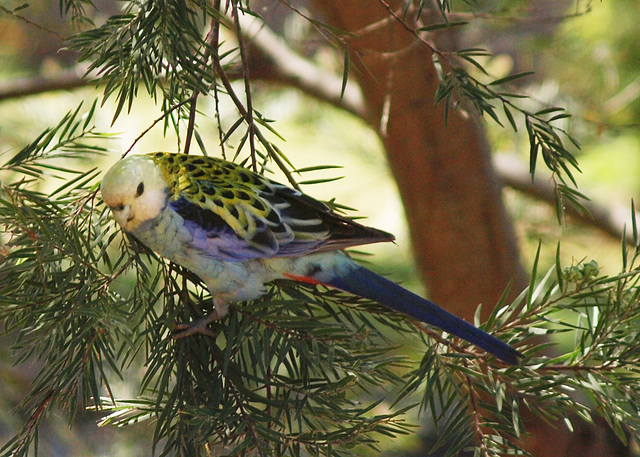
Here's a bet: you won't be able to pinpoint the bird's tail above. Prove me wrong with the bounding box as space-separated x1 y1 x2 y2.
321 263 521 364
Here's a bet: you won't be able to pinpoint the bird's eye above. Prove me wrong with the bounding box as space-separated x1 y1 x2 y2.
135 182 145 197
114 203 125 211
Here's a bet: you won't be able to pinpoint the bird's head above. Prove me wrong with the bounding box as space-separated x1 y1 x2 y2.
100 154 169 232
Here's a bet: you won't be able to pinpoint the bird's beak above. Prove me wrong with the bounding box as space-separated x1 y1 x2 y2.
109 204 134 230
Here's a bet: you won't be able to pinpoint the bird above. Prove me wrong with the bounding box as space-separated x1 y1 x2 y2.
100 152 521 364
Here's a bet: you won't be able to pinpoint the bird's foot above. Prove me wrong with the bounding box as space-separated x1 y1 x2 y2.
172 310 223 339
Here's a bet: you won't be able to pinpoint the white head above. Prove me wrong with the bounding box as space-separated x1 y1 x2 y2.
100 155 169 232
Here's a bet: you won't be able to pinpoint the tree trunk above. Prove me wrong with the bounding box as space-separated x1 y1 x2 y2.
310 1 527 320
309 2 628 456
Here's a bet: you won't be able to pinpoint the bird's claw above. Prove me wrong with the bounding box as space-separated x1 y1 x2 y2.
172 311 222 339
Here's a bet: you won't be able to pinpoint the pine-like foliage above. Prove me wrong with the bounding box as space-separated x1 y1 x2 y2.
1 1 640 457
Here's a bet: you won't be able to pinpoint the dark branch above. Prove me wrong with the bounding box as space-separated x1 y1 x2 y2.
0 69 90 101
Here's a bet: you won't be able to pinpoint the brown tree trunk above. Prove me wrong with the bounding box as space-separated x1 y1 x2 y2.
310 1 527 320
309 2 628 456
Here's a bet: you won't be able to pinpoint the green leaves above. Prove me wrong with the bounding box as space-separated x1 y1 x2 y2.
2 100 107 176
67 1 213 123
434 61 583 222
0 111 420 455
0 105 119 457
130 281 417 456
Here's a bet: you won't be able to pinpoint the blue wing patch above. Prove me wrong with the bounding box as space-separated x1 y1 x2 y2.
170 197 280 261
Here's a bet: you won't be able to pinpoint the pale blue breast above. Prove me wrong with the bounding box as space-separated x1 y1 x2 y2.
131 205 225 282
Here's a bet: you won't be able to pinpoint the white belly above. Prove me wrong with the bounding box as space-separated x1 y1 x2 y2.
129 206 348 303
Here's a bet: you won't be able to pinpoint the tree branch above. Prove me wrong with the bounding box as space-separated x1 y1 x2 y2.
495 154 637 243
234 12 365 118
0 69 90 101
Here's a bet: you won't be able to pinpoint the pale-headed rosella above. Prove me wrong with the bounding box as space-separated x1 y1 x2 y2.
100 153 521 364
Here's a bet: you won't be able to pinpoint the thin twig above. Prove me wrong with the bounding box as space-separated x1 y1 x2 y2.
465 372 490 457
233 12 365 117
231 4 257 170
183 92 199 155
209 36 301 189
0 5 66 40
184 14 225 156
375 0 440 55
123 99 191 157
210 0 226 159
229 377 268 457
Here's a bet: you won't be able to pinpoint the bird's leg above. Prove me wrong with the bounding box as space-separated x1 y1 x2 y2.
172 301 229 339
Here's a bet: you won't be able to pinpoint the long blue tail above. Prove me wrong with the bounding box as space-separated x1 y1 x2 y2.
323 264 521 364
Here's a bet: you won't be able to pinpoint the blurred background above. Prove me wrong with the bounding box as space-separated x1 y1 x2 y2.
0 0 639 455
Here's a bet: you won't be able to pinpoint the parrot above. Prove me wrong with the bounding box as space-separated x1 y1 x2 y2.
100 152 521 364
